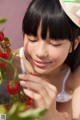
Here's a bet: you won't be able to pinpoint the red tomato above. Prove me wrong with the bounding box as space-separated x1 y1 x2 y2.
0 32 4 42
31 73 37 76
6 81 20 95
27 97 34 105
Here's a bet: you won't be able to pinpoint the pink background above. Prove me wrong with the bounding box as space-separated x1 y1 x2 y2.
0 0 31 49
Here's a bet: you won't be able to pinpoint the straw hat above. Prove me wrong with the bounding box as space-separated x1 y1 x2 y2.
59 0 80 27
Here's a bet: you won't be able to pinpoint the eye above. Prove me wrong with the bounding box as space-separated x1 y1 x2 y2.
49 39 64 47
28 38 37 43
49 43 62 47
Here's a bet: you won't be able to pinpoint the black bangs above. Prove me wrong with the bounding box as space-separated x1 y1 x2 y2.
22 0 46 36
41 6 73 40
22 0 80 41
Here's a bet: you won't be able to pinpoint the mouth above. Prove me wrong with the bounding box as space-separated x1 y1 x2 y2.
33 59 52 68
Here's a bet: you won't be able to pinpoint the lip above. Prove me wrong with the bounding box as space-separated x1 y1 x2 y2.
33 59 52 67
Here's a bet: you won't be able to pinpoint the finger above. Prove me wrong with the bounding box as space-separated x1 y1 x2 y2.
19 74 47 84
19 74 38 82
20 81 49 99
23 88 41 100
46 82 58 97
21 75 57 104
20 80 50 106
23 88 46 108
19 74 56 94
19 74 57 103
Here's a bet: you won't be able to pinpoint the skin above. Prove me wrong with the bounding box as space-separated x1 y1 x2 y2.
19 25 80 120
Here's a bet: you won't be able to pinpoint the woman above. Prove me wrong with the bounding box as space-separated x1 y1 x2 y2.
3 0 80 119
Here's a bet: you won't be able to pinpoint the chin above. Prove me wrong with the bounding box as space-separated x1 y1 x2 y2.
33 66 50 75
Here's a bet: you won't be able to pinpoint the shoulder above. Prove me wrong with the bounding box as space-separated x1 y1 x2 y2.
72 66 80 89
71 66 80 119
67 66 80 90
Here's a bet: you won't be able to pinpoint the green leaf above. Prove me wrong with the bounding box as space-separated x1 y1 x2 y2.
4 37 9 42
64 0 80 2
8 103 19 115
0 105 7 113
0 18 7 24
8 102 26 115
6 103 47 120
16 102 26 112
18 108 47 119
6 103 21 120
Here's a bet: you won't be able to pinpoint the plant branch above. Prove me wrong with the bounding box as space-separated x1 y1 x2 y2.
0 57 18 80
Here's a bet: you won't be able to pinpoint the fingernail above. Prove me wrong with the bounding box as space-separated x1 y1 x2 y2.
19 74 24 79
20 81 25 85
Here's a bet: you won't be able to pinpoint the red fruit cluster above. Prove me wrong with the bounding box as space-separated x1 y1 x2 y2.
6 81 20 95
0 32 11 68
0 48 11 68
0 48 11 59
21 97 34 110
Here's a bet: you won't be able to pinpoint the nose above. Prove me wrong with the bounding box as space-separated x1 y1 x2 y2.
36 41 48 58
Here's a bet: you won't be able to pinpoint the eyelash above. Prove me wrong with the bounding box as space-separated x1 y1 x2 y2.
28 39 37 42
28 39 62 46
49 43 62 47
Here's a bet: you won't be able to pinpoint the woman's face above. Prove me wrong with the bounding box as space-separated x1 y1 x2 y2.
24 26 72 75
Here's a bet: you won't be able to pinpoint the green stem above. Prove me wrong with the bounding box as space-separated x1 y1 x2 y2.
0 57 18 81
0 70 3 83
1 68 6 81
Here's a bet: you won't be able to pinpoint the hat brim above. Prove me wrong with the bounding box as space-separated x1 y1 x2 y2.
59 0 80 27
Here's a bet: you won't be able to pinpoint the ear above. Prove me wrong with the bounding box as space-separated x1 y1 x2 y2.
69 36 80 53
74 36 80 50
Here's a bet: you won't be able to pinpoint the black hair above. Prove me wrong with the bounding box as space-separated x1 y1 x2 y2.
22 0 80 72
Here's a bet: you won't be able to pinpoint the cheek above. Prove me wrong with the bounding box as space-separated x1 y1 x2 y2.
24 41 36 59
23 35 34 58
49 48 69 62
24 41 31 58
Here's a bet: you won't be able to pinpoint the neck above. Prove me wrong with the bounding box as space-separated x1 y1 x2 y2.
38 64 69 84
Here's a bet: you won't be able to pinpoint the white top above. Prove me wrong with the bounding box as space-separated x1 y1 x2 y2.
19 47 72 103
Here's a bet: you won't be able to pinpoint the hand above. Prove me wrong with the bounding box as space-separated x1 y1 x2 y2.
19 74 57 110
